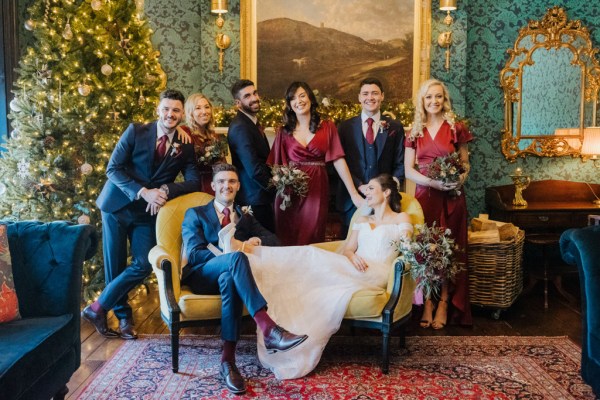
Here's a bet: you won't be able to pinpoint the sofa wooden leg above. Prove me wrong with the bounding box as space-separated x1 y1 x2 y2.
382 333 390 374
171 329 180 373
53 385 69 400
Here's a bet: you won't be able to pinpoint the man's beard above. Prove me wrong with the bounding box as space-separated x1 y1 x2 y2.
158 118 179 133
241 101 260 115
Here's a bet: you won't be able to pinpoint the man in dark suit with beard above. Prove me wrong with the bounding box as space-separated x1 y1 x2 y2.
337 77 405 236
181 163 307 395
82 89 200 340
227 79 275 232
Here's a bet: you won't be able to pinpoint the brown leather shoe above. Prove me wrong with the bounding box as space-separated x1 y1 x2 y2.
119 318 138 340
264 325 308 354
220 361 246 395
81 306 119 338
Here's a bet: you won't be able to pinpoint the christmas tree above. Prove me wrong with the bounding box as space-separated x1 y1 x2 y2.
0 0 166 302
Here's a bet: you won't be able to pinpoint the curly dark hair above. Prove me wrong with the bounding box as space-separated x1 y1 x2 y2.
282 81 321 134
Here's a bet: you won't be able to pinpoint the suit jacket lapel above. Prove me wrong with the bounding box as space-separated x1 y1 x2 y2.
146 122 158 177
353 117 366 161
206 200 221 242
153 127 183 177
375 117 389 161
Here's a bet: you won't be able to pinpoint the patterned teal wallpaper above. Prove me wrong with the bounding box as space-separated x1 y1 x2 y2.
462 0 600 217
144 0 240 105
14 0 600 216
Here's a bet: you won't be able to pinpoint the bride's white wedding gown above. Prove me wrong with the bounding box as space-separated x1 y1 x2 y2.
246 222 412 379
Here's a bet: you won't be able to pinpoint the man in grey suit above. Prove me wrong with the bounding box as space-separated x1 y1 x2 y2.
227 79 275 232
337 78 405 236
82 90 200 340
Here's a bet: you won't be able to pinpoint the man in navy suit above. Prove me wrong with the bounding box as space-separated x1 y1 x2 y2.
181 163 307 395
227 79 275 232
82 89 201 340
337 77 405 236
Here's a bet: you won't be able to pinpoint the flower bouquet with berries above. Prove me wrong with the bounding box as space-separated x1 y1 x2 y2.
396 222 464 299
197 135 229 165
427 151 466 197
269 164 310 211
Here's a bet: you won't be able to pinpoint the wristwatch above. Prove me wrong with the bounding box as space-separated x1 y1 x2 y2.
160 184 169 196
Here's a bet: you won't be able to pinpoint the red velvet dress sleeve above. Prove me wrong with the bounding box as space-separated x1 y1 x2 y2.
452 121 474 145
267 126 288 166
323 120 345 162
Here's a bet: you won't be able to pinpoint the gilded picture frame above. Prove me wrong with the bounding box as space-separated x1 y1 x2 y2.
240 0 431 102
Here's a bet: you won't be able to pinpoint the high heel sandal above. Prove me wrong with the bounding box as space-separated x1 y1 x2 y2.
432 299 448 330
420 299 434 328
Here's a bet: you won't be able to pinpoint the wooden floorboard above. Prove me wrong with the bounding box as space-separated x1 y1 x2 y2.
67 274 584 399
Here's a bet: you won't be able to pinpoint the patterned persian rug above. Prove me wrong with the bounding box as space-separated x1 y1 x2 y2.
77 335 595 399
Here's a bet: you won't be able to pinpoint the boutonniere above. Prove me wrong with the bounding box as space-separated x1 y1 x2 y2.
170 142 182 158
379 120 396 137
241 205 253 216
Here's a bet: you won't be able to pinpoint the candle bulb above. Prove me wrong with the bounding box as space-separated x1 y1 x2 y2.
514 167 522 176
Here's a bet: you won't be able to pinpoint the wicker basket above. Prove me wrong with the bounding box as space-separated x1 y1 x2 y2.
468 229 525 309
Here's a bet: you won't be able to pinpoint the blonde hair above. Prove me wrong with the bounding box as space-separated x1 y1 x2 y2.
184 93 215 142
409 79 455 141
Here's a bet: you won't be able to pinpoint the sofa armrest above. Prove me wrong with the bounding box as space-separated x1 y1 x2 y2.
149 245 181 314
383 258 415 322
7 221 97 318
149 245 175 271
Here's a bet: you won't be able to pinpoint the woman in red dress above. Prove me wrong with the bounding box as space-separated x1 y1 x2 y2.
183 93 227 195
268 82 363 246
405 79 473 328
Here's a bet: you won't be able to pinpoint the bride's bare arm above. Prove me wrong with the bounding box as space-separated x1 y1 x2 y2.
342 229 369 272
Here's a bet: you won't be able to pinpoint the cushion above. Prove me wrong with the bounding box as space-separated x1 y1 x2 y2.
0 224 20 323
0 314 74 397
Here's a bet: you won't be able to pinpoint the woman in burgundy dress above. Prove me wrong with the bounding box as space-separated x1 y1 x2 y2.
268 82 363 246
405 79 473 328
183 93 227 195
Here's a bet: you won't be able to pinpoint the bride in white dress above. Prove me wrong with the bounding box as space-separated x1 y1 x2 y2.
245 174 413 379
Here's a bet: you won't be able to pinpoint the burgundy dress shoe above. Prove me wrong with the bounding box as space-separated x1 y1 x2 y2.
119 318 138 340
220 361 247 395
81 306 119 338
264 325 308 354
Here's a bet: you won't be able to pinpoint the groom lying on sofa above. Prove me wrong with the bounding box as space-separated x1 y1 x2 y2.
180 163 308 395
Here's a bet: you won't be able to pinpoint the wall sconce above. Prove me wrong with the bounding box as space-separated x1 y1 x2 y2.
438 0 457 71
211 0 231 74
582 127 600 169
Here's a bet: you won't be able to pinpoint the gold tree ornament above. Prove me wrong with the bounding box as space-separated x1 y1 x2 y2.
101 64 113 76
78 83 91 96
24 19 36 31
80 163 93 175
91 0 102 11
62 21 73 40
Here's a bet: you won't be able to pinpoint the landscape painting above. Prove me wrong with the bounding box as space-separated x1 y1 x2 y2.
255 0 416 102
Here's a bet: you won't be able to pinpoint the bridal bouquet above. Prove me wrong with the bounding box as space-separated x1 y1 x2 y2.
396 222 464 299
197 136 229 165
269 164 310 211
427 151 466 197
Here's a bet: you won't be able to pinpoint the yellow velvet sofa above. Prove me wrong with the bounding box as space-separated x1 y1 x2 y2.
149 191 422 373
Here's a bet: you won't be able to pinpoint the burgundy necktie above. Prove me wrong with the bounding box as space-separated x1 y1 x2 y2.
366 118 375 145
155 135 168 163
221 207 231 227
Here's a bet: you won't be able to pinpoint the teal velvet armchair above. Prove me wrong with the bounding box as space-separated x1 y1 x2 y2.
560 225 600 397
0 221 97 400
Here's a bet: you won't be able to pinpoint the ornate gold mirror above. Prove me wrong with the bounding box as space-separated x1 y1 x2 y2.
500 6 600 161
